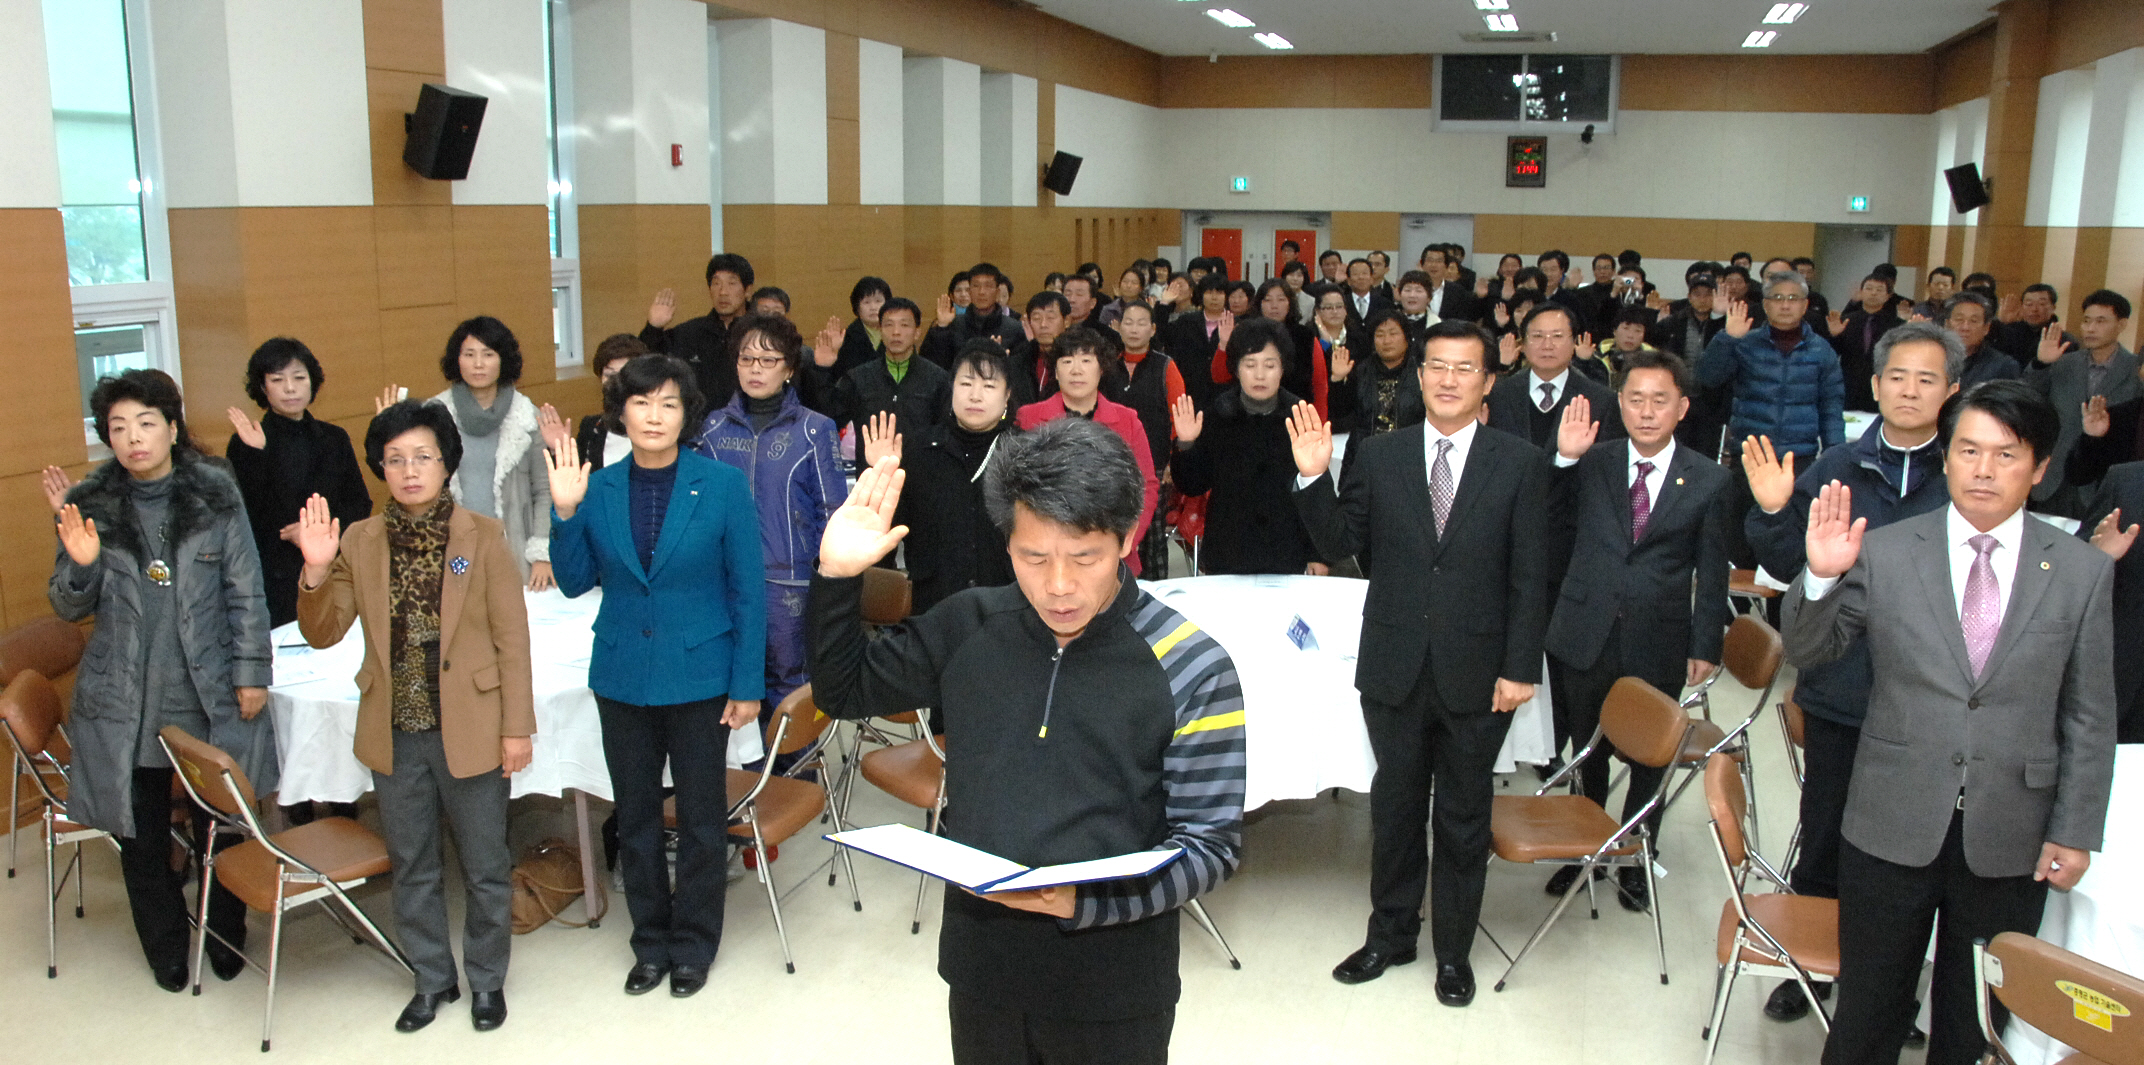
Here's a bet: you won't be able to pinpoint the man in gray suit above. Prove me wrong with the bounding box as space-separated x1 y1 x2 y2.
2025 288 2140 512
1785 379 2117 1065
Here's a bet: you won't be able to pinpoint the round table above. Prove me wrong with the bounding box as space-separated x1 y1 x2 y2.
1140 574 1555 811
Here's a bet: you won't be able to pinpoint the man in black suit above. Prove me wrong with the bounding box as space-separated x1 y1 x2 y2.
1487 304 1624 450
2080 465 2144 742
1289 319 1550 1008
1542 349 1732 910
1419 245 1476 323
1342 257 1394 332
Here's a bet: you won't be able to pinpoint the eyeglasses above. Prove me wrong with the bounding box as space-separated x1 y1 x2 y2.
737 354 786 369
1422 360 1481 378
1763 294 1808 303
1525 331 1570 342
383 454 441 471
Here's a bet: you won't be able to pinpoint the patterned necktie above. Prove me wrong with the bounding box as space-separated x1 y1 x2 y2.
1631 461 1655 541
1430 438 1455 538
1961 533 2001 677
1538 382 1555 412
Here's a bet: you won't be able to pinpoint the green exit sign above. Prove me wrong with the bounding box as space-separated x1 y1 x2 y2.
1848 195 1870 213
1230 176 1251 193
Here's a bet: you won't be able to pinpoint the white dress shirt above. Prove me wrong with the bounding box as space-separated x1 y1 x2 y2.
1802 504 2028 620
1352 291 1374 318
603 430 632 469
1295 418 1479 493
1529 368 1570 412
1551 436 1676 490
1427 284 1447 318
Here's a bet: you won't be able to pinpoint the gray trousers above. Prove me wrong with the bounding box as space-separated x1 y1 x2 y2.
373 729 513 994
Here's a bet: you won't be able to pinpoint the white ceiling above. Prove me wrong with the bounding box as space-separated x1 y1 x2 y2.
1027 0 1996 56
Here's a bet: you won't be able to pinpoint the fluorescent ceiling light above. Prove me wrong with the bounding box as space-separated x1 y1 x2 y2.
1474 0 1510 9
1763 3 1808 23
1741 29 1778 47
1252 32 1293 49
1484 13 1518 31
1206 8 1255 28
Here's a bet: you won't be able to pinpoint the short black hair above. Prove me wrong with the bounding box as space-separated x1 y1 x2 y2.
1151 257 1173 272
706 252 754 287
1617 249 1642 268
968 262 1003 284
1317 249 1342 264
948 271 970 296
1346 257 1372 274
951 339 1012 386
1860 273 1894 294
244 337 325 409
1519 302 1579 336
1871 262 1899 281
1941 379 2059 463
1363 307 1414 345
90 368 192 450
1226 316 1295 375
1729 251 1752 264
1280 260 1309 281
1418 319 1495 372
1722 265 1752 283
2023 282 2057 301
1279 240 1300 253
983 416 1145 543
1618 349 1691 397
1254 278 1298 324
1229 280 1257 306
1027 290 1071 318
1930 266 1957 280
1061 274 1097 300
1397 269 1436 295
590 333 649 377
1194 272 1233 302
1538 249 1570 272
1614 306 1655 329
727 313 804 374
1963 271 1998 294
849 275 892 315
1791 256 1816 270
1592 252 1617 266
365 399 463 479
1115 299 1155 324
1051 325 1120 377
750 286 791 313
2082 289 2132 320
1042 271 1068 291
878 296 923 327
442 316 524 385
604 354 709 429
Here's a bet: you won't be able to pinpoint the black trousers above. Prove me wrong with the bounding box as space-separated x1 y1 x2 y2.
120 766 246 970
1822 811 2049 1065
1723 455 1759 570
1556 630 1678 855
597 694 732 968
1789 713 1860 899
949 990 1173 1065
1361 656 1515 964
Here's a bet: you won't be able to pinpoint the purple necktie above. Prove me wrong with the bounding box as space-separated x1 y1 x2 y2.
1430 438 1455 538
1962 533 2000 677
1631 461 1655 541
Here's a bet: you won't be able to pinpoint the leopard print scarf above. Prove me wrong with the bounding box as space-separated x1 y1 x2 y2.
384 498 453 732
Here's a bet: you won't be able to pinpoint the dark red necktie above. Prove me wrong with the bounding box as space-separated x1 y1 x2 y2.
1631 461 1655 541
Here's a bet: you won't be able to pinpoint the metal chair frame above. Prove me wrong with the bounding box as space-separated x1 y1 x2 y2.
1700 755 1834 1064
1974 931 2144 1065
2 712 120 979
1659 618 1784 866
161 732 411 1053
2 616 87 879
722 688 842 974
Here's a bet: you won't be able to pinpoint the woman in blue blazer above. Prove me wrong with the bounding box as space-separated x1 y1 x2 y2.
546 354 765 999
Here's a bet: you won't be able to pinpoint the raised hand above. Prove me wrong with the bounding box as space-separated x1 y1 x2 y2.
2038 323 2073 365
537 402 569 452
1825 310 1848 337
39 466 73 515
544 436 591 520
56 504 100 567
294 494 343 588
1285 401 1333 480
1803 480 1865 580
1329 342 1354 381
1170 393 1204 446
374 384 405 416
1576 331 1594 355
1493 302 1511 328
1645 291 1667 312
2083 395 2111 438
1997 293 2022 324
813 316 843 368
1556 395 1599 460
1724 299 1754 339
1741 435 1797 514
819 456 909 578
227 407 266 450
1498 332 1520 367
860 411 903 468
1474 276 1490 299
1215 311 1236 347
2091 507 2139 560
935 293 957 328
648 287 677 329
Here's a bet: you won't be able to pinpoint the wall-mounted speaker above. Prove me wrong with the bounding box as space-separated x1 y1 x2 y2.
403 83 488 181
1943 162 1990 214
1042 151 1083 196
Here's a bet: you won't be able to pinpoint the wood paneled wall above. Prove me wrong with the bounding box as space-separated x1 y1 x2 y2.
1621 54 1934 114
1157 55 1431 110
0 209 83 628
1471 214 1821 264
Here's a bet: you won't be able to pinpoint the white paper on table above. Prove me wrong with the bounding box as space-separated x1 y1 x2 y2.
827 823 1180 893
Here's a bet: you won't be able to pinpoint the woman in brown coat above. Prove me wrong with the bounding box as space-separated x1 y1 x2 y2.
293 399 534 1035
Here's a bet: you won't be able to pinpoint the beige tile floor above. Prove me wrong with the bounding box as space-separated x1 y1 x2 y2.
1 666 1893 1064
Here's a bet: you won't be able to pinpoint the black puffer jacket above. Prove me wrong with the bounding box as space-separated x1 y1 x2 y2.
1170 388 1321 575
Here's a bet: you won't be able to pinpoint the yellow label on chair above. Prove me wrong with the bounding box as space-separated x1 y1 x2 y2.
2057 980 2130 1032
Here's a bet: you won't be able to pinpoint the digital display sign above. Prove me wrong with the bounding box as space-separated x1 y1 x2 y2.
1506 136 1546 188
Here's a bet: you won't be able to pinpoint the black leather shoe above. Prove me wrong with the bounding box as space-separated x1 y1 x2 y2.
1764 981 1811 1021
1903 1022 1927 1048
1544 865 1606 896
152 962 188 993
470 990 507 1031
394 986 460 1032
1617 867 1651 913
207 942 246 982
669 964 708 998
1435 962 1476 1007
1331 946 1416 985
623 963 670 996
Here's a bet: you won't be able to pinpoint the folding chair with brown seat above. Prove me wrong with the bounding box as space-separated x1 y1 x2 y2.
0 670 119 979
859 708 947 935
1776 688 1809 875
1976 931 2144 1065
1728 568 1781 615
1487 677 1691 992
159 727 410 1053
1700 754 1838 1063
725 685 838 974
1662 615 1784 855
2 616 86 879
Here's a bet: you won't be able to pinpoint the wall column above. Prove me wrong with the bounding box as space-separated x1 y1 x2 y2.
1974 0 2050 291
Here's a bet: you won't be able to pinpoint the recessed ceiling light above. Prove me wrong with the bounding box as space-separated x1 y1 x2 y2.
1741 29 1778 47
1763 3 1808 23
1252 32 1293 49
1206 8 1255 28
1485 13 1518 32
1474 0 1510 9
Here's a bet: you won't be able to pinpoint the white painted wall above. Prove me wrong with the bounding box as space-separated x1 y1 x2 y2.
1052 85 1167 209
903 56 980 206
2077 48 2140 229
1929 96 1989 225
444 0 549 205
857 38 903 205
574 0 708 206
715 17 826 205
979 71 1037 207
2027 67 2095 227
0 0 60 208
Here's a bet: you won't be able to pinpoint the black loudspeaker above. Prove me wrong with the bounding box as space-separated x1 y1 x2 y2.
1042 151 1083 196
1944 162 1990 214
403 83 488 181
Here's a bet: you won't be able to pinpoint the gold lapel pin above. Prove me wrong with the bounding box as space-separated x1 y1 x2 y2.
2041 561 2051 570
1675 478 1684 485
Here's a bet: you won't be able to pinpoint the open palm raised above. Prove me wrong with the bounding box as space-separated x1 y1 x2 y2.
818 456 909 578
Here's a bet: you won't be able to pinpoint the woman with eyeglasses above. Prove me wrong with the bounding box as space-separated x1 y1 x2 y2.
293 400 534 1034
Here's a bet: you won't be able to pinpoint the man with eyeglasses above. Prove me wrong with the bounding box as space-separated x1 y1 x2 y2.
1288 319 1551 1009
1697 269 1846 566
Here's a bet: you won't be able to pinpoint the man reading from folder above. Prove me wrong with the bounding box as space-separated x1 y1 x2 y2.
809 417 1246 1065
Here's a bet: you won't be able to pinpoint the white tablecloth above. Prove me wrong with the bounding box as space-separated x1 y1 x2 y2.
2011 744 2144 1065
1141 575 1554 811
268 587 762 804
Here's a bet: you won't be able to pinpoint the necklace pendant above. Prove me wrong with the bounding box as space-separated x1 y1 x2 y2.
146 559 173 586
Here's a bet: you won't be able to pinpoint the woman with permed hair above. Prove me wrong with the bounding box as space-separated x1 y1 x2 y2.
405 316 555 590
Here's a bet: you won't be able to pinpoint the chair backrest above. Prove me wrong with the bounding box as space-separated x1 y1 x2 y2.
0 616 86 686
1987 932 2144 1065
1600 677 1690 769
1722 615 1783 692
861 566 912 626
771 684 831 756
0 671 62 760
1780 690 1806 749
1703 752 1749 867
159 726 259 821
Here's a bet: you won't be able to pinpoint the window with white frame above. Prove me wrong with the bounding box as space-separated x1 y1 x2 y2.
1434 54 1617 134
545 0 582 369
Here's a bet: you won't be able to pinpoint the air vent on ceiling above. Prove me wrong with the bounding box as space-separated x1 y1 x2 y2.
1459 30 1558 44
